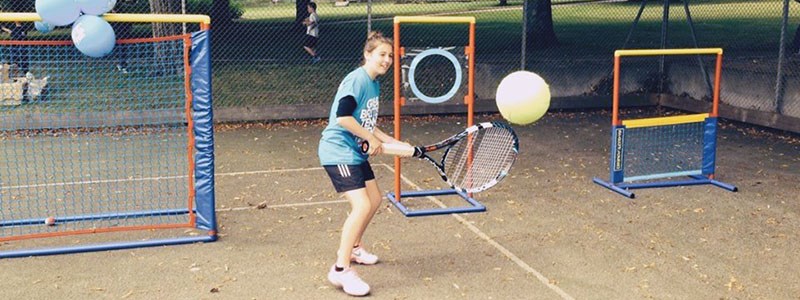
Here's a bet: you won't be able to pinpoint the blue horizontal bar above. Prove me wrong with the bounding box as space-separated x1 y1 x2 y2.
387 189 486 217
592 177 635 198
0 234 217 259
595 175 737 200
1 208 191 228
397 189 460 197
624 170 702 182
689 175 738 192
619 178 713 189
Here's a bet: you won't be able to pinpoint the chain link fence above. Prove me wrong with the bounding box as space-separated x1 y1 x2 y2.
1 0 798 132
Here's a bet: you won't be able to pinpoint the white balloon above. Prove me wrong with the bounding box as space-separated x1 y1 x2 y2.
35 0 81 26
71 15 116 58
76 0 118 16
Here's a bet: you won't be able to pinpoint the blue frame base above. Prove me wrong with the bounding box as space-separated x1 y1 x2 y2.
593 175 738 199
0 234 217 259
0 209 218 259
387 189 486 217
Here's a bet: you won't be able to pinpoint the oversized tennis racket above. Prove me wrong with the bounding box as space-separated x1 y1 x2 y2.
361 121 519 193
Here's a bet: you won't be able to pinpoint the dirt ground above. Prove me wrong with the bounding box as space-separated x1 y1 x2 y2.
1 109 798 300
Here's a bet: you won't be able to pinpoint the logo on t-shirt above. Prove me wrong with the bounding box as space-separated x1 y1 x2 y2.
360 96 379 132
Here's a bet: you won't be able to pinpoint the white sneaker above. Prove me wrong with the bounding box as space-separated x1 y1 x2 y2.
351 246 379 265
327 265 370 296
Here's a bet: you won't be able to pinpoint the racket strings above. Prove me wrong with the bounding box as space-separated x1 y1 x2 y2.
445 127 517 192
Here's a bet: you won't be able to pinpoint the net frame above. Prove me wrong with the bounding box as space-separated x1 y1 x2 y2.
0 13 216 258
388 16 481 217
592 48 737 199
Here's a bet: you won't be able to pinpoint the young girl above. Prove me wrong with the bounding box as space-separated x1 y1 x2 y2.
318 31 407 296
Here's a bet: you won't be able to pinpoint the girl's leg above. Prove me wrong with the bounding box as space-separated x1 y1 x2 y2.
336 187 373 268
353 179 382 248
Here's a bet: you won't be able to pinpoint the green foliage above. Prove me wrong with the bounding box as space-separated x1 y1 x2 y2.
188 0 244 19
0 0 242 19
0 0 34 12
114 0 244 19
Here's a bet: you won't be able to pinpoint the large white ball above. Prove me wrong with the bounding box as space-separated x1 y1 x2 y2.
495 71 551 125
35 0 81 26
72 15 116 58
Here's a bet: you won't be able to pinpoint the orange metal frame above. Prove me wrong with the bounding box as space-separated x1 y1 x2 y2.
0 34 201 243
612 48 723 125
392 17 476 203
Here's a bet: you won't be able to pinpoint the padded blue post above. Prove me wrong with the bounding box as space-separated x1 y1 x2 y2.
191 29 217 233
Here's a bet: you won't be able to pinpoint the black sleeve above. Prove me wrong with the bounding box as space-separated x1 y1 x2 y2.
336 95 357 117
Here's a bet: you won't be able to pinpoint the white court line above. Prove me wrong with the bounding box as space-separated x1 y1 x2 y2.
216 166 325 176
0 167 325 190
215 166 348 211
0 175 189 190
4 163 573 299
216 199 348 212
379 164 576 300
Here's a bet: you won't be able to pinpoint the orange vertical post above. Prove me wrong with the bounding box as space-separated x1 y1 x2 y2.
612 55 621 126
712 53 722 117
467 21 475 126
183 36 197 225
391 16 477 205
393 21 403 203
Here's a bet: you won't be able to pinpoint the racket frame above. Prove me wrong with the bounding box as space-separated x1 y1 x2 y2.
364 121 518 193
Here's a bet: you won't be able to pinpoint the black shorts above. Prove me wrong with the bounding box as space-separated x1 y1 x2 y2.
303 35 318 48
323 161 375 193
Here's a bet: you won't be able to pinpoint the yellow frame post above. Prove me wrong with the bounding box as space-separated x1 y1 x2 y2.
612 48 723 125
0 13 212 30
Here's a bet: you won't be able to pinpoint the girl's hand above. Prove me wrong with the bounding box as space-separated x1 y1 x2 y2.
366 137 383 156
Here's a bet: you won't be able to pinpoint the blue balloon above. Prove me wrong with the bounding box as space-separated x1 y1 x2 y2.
71 15 116 58
76 0 117 16
35 0 81 26
34 21 55 34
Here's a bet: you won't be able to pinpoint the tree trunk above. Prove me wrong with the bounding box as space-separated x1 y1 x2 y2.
792 23 800 54
148 0 182 76
499 0 508 6
149 0 181 37
296 0 310 26
212 0 233 31
524 0 558 50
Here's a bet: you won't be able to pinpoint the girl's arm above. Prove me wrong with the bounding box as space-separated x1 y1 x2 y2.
336 116 383 155
373 127 412 147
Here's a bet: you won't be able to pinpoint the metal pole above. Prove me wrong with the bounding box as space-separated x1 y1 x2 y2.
182 0 187 34
659 0 669 93
682 0 713 98
621 0 648 49
521 0 527 70
367 0 372 35
775 0 790 114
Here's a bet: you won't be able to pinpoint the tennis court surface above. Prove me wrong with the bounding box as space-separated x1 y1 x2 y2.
2 110 798 299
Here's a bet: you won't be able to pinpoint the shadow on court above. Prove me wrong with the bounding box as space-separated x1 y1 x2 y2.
1 110 798 299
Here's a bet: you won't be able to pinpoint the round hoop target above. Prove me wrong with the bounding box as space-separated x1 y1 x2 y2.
407 48 463 104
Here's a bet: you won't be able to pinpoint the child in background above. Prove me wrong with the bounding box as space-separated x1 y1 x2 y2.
302 2 320 63
2 21 29 76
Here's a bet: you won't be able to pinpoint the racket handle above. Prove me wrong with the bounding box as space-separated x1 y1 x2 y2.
382 143 416 157
360 141 416 157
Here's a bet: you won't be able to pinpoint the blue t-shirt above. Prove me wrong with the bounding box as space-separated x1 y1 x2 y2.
318 67 380 165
